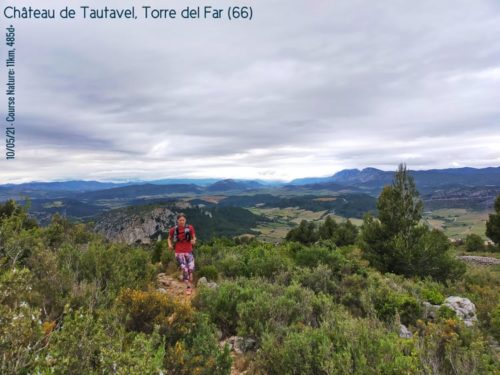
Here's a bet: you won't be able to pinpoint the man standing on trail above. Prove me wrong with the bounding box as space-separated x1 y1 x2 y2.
168 213 197 295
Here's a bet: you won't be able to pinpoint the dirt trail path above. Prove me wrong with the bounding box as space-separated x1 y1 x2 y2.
156 273 247 375
157 273 197 301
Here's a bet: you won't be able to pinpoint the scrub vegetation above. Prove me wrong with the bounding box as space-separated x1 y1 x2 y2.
1 166 499 374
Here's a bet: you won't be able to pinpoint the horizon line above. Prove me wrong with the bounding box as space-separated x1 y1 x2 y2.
2 165 500 186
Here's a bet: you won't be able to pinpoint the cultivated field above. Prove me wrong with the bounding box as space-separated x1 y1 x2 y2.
423 208 490 240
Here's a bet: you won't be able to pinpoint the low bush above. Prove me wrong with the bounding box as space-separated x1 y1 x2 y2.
465 233 485 252
198 264 219 281
117 288 195 342
490 304 500 341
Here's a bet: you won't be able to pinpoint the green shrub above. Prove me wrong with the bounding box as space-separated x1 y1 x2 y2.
373 287 422 326
192 280 254 336
338 273 371 317
164 313 232 375
198 265 219 281
117 288 196 342
453 266 500 336
333 220 359 246
257 328 333 375
293 245 332 268
465 233 485 252
293 264 339 296
237 283 317 339
79 241 154 302
397 295 422 326
490 304 500 341
117 289 231 375
256 305 421 374
415 319 496 374
437 305 457 320
285 220 318 244
25 246 71 320
318 216 338 240
373 288 399 323
151 241 163 263
421 285 445 305
38 308 167 374
245 245 291 279
195 278 330 341
218 253 247 278
0 268 45 374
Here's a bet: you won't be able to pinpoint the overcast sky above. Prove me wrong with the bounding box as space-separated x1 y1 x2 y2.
2 0 500 183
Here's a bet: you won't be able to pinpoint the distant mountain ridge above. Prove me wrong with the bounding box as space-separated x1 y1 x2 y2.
206 179 264 192
0 178 279 194
2 166 499 193
290 167 500 188
0 180 132 192
1 167 499 208
77 183 203 200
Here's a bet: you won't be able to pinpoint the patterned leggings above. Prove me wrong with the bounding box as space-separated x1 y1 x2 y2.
175 252 195 281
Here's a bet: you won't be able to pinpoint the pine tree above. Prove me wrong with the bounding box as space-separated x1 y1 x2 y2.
318 216 338 240
360 163 464 281
285 220 318 244
333 220 358 246
486 195 500 246
377 164 423 239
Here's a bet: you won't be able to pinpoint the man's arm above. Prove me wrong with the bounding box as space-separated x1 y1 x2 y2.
190 225 197 246
167 229 174 250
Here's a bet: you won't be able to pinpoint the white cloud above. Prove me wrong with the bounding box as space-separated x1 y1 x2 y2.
1 0 499 183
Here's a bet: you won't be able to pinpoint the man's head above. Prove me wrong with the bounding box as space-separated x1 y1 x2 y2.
177 213 186 226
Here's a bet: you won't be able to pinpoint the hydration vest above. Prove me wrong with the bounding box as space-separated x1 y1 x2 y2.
173 225 191 243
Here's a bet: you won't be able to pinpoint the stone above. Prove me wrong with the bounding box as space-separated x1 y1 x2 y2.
197 277 218 289
443 296 477 327
399 324 413 339
207 281 218 289
197 277 208 286
226 336 257 354
157 273 173 287
216 329 223 340
422 301 441 320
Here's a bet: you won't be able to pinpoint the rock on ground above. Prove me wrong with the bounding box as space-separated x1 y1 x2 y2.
399 324 413 339
443 296 478 327
422 301 441 320
197 276 218 289
221 336 257 354
156 273 196 300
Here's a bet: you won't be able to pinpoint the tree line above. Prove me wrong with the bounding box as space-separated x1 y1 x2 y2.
286 163 500 281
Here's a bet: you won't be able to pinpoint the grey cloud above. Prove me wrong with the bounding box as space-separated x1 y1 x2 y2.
2 0 499 182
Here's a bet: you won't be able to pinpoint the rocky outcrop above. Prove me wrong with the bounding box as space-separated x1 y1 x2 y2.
94 206 177 244
423 297 478 327
221 336 257 354
399 324 413 339
422 301 441 320
197 276 218 289
443 296 477 327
